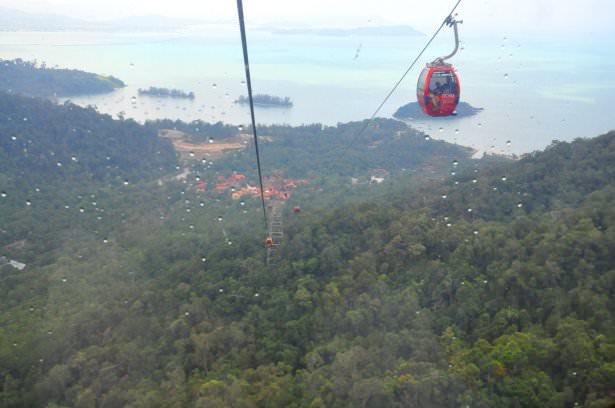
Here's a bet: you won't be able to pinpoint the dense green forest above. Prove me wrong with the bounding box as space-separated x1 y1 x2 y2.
0 89 614 407
0 59 125 98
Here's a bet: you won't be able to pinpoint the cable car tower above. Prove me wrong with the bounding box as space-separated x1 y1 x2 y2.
266 200 285 265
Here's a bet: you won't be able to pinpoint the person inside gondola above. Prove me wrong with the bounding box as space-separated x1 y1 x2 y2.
429 80 443 109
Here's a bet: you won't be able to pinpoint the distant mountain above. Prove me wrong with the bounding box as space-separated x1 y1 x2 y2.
0 7 206 32
0 6 88 31
271 25 423 37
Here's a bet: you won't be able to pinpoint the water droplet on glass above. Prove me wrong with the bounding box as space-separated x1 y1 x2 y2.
501 176 507 181
189 151 195 157
123 180 129 185
212 83 217 88
438 127 444 133
61 278 67 283
472 179 477 183
0 191 6 198
452 160 459 167
25 200 32 206
201 257 207 262
441 194 447 199
473 230 479 235
217 216 223 222
208 137 214 144
424 135 431 141
504 73 509 79
517 202 523 208
467 208 473 213
506 140 511 146
56 162 62 167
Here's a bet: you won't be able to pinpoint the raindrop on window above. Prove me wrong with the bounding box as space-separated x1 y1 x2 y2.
25 200 32 206
424 135 431 141
501 176 507 181
517 202 523 208
0 191 6 198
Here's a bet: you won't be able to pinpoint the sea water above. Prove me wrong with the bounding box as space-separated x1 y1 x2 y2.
0 27 613 155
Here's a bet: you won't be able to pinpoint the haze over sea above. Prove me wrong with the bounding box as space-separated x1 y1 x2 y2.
1 24 613 155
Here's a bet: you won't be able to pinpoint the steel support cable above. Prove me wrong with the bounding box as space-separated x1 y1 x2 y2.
236 0 269 232
352 0 463 141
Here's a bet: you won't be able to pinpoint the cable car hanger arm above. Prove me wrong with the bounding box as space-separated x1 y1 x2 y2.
433 16 463 65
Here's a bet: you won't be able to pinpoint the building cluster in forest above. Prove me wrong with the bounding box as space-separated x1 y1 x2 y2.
194 173 309 200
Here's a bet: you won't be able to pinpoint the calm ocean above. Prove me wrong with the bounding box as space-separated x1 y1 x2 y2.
1 26 614 154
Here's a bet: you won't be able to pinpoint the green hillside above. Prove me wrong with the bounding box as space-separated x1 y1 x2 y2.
0 89 613 407
0 59 125 98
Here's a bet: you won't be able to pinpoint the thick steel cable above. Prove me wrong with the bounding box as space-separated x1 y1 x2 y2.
236 0 268 231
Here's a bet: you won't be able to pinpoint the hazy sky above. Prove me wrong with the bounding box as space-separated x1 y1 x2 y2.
3 0 614 35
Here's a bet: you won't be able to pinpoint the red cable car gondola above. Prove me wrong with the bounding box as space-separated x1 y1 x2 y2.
417 16 462 117
265 237 274 248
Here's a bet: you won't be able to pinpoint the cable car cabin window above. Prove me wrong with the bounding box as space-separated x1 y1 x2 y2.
417 69 429 94
429 71 458 96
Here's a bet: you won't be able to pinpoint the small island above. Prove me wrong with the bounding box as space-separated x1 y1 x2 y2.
138 87 195 99
0 58 125 98
394 101 483 120
235 94 293 108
